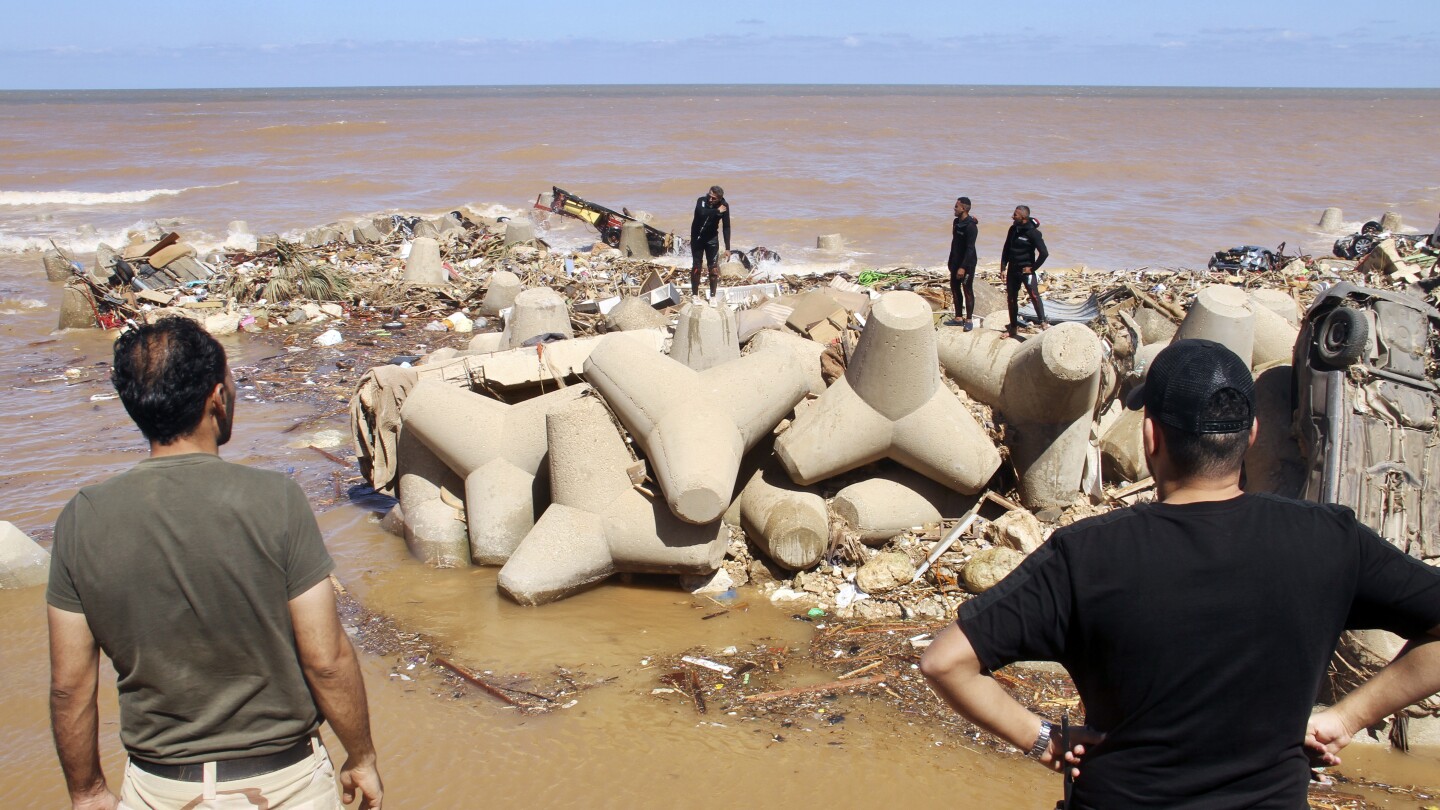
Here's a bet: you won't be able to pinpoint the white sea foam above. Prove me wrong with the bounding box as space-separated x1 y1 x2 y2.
0 220 153 254
0 183 235 207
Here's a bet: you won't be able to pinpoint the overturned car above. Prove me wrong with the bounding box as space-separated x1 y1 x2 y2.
1291 282 1440 745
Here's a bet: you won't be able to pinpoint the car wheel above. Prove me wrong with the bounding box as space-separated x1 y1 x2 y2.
1315 306 1369 369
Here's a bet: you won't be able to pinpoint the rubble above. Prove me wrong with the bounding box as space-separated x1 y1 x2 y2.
31 194 1440 731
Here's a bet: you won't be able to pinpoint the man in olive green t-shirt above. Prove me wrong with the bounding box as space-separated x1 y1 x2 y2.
47 317 382 810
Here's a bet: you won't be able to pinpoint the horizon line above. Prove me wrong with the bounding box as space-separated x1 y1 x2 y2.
4 82 1439 93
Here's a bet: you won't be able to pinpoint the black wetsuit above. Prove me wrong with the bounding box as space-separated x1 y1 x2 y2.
948 214 979 320
690 195 731 296
1000 217 1049 329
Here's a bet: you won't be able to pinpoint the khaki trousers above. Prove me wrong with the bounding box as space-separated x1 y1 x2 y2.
119 738 342 810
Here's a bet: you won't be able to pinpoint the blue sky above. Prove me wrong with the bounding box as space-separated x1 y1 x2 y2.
2 0 1436 89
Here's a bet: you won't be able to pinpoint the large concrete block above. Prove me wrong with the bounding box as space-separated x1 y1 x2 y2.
395 430 470 567
1249 289 1300 327
775 291 1001 494
58 286 97 329
743 328 826 396
935 328 1017 409
43 249 74 282
498 396 726 605
1174 285 1254 367
502 287 573 349
1317 207 1343 230
738 465 828 571
833 478 943 544
618 220 651 258
584 332 810 524
605 296 669 332
1099 407 1148 483
480 270 523 316
404 237 447 286
503 219 536 246
1244 364 1305 498
669 302 740 371
1131 307 1178 345
400 381 591 564
1250 300 1299 369
0 521 49 589
467 333 506 355
941 323 1103 508
1000 324 1104 509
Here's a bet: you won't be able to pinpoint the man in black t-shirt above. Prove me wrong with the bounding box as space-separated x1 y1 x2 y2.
947 197 979 331
921 339 1440 809
689 185 731 299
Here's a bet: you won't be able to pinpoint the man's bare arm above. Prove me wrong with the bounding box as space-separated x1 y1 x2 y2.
1308 626 1440 765
48 606 117 810
920 622 1100 774
289 579 383 809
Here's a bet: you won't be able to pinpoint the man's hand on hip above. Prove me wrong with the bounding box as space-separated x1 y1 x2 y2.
340 756 383 809
1042 725 1105 778
1305 709 1354 767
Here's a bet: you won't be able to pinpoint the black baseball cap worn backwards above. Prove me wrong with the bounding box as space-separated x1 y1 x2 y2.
1126 339 1255 435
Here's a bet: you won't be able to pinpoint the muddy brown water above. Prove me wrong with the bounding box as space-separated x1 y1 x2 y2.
2 248 1439 807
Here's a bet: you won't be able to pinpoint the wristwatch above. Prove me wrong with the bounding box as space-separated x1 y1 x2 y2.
1028 720 1054 759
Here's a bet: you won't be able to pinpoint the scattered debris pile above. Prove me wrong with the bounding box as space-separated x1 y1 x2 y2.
34 201 1440 754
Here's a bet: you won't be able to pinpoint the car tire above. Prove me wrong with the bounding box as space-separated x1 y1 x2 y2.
1315 306 1368 369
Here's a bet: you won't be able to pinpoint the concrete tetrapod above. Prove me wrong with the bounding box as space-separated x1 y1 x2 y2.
738 465 829 571
833 478 943 544
584 332 810 524
399 380 592 564
404 237 446 286
498 396 727 606
1001 324 1104 508
669 301 740 371
938 323 1102 509
502 287 574 349
395 429 470 567
480 270 523 316
743 328 826 396
775 291 1001 494
1174 285 1255 367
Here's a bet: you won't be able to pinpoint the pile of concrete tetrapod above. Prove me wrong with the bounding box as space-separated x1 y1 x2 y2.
355 281 1303 606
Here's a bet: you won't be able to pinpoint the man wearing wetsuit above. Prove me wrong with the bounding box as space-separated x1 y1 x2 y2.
689 185 731 299
1000 205 1048 338
947 197 979 331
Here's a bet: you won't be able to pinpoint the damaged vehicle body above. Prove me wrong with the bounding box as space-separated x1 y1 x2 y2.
1293 282 1440 559
535 186 675 257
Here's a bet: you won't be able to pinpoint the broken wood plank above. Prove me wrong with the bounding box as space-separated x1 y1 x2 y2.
1109 476 1155 502
434 657 526 708
309 445 349 466
983 491 1024 512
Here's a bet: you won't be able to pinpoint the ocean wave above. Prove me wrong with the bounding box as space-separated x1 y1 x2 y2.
0 220 153 254
0 183 236 207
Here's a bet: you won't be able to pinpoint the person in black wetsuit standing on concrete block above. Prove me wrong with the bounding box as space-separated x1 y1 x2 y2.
690 185 731 300
1000 204 1049 338
948 196 979 331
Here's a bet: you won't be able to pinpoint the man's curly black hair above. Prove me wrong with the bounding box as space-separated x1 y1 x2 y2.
110 317 227 445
